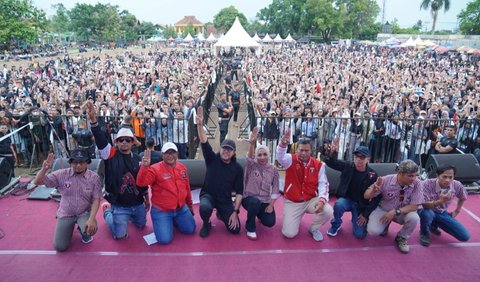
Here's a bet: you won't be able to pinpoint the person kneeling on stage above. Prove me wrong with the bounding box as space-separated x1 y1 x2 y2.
418 164 470 247
34 149 102 251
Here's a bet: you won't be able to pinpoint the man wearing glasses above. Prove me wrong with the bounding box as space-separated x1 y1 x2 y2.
364 160 424 253
196 107 244 238
86 101 150 240
322 142 381 239
276 128 333 242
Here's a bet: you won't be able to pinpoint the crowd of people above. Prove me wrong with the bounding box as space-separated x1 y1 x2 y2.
246 45 480 166
2 42 477 254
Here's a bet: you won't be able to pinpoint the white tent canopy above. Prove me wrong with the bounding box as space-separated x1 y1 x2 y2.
196 32 205 41
262 34 273 43
401 37 415 47
273 34 283 43
183 33 194 42
252 33 261 42
284 34 296 42
414 36 423 45
214 17 261 54
206 33 217 42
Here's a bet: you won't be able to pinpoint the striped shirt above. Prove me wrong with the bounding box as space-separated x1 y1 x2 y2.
43 168 102 218
422 178 467 213
243 157 280 203
373 174 424 211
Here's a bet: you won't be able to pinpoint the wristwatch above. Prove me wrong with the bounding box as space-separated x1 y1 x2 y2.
395 208 401 216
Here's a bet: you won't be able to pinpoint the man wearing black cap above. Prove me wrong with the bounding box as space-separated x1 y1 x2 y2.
34 149 102 251
323 141 380 239
196 107 244 238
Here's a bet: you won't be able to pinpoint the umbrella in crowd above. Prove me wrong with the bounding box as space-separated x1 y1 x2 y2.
467 48 480 55
433 46 449 53
457 45 470 52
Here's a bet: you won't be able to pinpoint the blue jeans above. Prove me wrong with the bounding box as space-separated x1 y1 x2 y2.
330 197 367 239
418 209 470 241
242 196 275 232
104 203 147 239
151 205 196 244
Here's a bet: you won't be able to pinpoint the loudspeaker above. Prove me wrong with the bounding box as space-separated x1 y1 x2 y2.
52 158 105 186
0 157 12 189
425 154 480 183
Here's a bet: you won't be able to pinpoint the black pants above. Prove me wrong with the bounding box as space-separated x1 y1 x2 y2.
232 104 240 122
3 156 15 178
242 196 275 232
219 119 230 144
199 193 240 234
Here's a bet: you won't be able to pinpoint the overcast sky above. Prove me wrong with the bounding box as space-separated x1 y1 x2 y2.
33 0 470 31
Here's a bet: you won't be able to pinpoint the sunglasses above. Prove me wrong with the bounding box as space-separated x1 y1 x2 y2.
117 138 133 143
399 189 405 202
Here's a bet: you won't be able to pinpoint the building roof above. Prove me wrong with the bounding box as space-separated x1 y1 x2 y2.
175 16 203 27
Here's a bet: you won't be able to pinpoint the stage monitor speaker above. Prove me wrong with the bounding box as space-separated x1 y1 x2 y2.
425 154 480 183
0 157 12 189
52 158 105 186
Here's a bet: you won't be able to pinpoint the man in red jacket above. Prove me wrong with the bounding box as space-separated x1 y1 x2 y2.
276 128 333 242
137 142 196 244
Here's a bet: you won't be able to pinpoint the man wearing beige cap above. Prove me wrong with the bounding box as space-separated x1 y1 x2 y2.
86 101 149 240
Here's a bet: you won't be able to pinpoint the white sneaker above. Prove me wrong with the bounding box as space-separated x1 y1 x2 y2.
246 231 257 240
310 229 324 242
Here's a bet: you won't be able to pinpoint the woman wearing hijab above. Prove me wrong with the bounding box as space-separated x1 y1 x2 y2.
242 127 280 240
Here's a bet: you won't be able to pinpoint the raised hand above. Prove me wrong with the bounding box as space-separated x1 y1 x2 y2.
373 176 383 192
331 137 340 153
249 127 258 144
85 100 97 123
42 153 54 171
281 128 291 145
141 149 151 167
196 106 203 125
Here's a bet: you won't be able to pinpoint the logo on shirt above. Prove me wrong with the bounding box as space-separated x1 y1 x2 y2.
163 173 171 180
64 181 72 189
181 170 187 180
368 172 376 179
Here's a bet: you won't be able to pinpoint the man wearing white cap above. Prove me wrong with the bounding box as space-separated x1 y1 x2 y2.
86 101 149 240
137 142 196 244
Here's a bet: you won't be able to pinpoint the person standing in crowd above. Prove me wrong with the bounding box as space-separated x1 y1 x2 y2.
229 83 242 127
418 164 470 247
196 106 244 238
364 160 424 254
139 137 162 165
34 150 102 251
276 128 333 241
72 120 95 159
434 125 459 154
323 141 380 239
0 122 17 178
242 127 280 240
136 142 196 244
86 101 149 240
217 92 233 144
49 108 68 158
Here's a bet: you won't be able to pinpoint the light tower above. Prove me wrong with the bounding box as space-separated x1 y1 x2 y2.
381 0 387 25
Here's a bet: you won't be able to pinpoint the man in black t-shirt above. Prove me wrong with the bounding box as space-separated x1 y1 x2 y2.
435 125 458 154
322 143 380 239
196 107 244 238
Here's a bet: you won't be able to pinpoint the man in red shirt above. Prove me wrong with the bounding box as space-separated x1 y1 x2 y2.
137 142 196 244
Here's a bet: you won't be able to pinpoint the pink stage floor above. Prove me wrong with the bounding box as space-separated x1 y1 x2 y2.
1 191 480 282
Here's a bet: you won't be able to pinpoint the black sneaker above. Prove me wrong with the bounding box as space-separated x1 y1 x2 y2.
200 222 212 238
78 227 94 244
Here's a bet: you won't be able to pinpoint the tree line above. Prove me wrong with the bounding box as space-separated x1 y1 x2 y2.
0 0 478 49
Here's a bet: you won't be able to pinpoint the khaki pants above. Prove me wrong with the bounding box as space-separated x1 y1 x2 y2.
282 198 333 238
367 206 419 239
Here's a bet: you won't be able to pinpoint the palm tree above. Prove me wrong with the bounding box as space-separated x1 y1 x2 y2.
420 0 450 34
